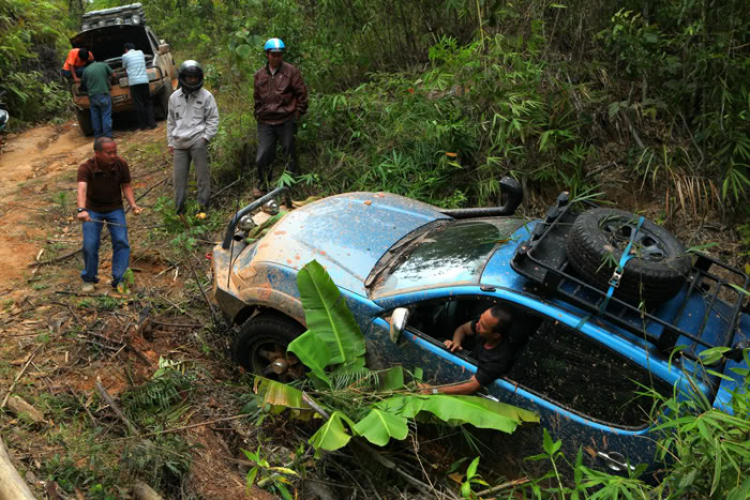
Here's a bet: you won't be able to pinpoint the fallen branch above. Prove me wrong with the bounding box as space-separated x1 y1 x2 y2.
6 396 47 425
67 384 98 426
150 320 203 329
209 177 243 201
95 377 139 436
138 414 249 438
0 438 36 500
1 345 41 408
124 338 153 368
475 477 530 497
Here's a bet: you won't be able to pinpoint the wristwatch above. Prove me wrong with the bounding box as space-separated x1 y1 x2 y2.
77 207 87 213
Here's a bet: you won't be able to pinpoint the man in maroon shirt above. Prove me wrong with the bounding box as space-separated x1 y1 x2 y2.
253 38 308 197
77 138 141 292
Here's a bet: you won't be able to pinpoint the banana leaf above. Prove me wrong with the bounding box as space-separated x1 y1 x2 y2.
353 408 409 446
309 411 359 451
378 394 539 434
297 260 365 365
287 329 332 388
254 376 311 411
377 365 405 391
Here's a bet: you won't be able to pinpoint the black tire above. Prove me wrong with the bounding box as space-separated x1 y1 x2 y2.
154 78 172 121
232 314 306 382
566 208 691 304
75 107 93 136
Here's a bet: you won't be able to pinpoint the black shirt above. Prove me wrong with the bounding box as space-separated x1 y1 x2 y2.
470 319 513 386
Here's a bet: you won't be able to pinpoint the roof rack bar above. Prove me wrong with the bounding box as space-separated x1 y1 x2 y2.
529 243 722 351
511 198 749 361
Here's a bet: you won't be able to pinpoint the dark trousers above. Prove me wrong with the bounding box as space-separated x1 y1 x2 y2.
130 83 156 129
256 118 298 189
60 67 85 79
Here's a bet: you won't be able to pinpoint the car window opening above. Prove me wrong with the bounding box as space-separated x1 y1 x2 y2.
406 298 674 428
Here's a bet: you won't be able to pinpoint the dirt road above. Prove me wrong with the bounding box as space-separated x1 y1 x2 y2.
0 123 94 293
0 122 168 296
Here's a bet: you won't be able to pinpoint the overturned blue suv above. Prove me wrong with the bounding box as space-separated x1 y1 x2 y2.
213 180 749 476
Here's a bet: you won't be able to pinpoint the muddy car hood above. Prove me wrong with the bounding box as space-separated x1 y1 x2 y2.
251 192 450 295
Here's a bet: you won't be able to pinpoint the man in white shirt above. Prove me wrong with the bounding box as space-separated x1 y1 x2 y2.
122 43 156 130
167 60 219 214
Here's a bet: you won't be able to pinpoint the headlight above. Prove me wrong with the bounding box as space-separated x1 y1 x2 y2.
237 214 256 232
263 199 279 215
131 15 141 25
115 17 123 25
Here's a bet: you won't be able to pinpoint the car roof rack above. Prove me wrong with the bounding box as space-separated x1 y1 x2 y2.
510 192 749 363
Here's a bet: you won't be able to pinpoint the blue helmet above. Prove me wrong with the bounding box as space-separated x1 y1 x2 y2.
264 38 285 53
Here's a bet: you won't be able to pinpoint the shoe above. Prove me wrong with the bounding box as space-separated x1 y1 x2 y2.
81 283 95 293
252 188 267 199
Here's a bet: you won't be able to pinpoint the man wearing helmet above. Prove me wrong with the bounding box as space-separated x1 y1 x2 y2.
167 60 220 214
253 38 308 197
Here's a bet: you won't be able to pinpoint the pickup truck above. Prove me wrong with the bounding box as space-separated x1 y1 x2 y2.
68 3 177 135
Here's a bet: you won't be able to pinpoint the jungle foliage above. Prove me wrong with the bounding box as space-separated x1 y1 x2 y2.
0 0 73 123
4 0 750 211
119 0 750 214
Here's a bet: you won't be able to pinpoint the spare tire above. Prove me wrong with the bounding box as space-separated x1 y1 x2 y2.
566 208 691 304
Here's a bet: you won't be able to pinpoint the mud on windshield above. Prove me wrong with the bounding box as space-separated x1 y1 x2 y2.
368 218 527 298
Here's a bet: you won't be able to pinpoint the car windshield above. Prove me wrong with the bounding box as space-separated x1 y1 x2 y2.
371 218 526 297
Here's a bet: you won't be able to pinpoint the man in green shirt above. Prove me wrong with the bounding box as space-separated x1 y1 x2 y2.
81 59 115 138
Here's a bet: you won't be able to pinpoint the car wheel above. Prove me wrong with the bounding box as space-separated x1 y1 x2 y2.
232 314 306 382
75 107 94 136
566 208 691 304
154 78 172 121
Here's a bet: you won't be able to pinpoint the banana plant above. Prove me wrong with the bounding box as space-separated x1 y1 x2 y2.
254 260 539 453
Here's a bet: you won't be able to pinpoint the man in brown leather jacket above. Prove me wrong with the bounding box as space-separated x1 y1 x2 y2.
253 38 308 197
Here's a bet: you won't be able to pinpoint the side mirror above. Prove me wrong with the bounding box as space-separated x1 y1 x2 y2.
158 43 170 55
389 308 409 344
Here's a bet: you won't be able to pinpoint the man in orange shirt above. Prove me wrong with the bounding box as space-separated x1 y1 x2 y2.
61 48 94 83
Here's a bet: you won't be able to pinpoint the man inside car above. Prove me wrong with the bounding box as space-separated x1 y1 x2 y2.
419 305 515 395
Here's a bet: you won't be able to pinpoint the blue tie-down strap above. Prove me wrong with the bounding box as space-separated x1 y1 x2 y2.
576 216 645 331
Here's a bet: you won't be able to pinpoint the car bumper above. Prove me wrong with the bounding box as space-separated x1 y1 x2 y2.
212 243 248 324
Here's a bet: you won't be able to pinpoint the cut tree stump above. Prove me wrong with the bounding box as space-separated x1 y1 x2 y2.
0 438 36 500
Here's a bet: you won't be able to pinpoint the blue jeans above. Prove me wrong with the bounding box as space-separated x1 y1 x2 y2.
89 93 112 138
81 209 130 286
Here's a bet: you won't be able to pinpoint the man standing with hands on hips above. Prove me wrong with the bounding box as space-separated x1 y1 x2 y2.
167 60 219 215
77 137 141 293
253 38 308 198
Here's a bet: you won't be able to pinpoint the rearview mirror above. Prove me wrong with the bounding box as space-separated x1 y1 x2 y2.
389 308 409 344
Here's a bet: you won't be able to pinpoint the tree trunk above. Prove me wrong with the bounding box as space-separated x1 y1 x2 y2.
0 438 35 500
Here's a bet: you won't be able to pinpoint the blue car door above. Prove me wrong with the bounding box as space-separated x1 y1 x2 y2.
366 295 677 476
